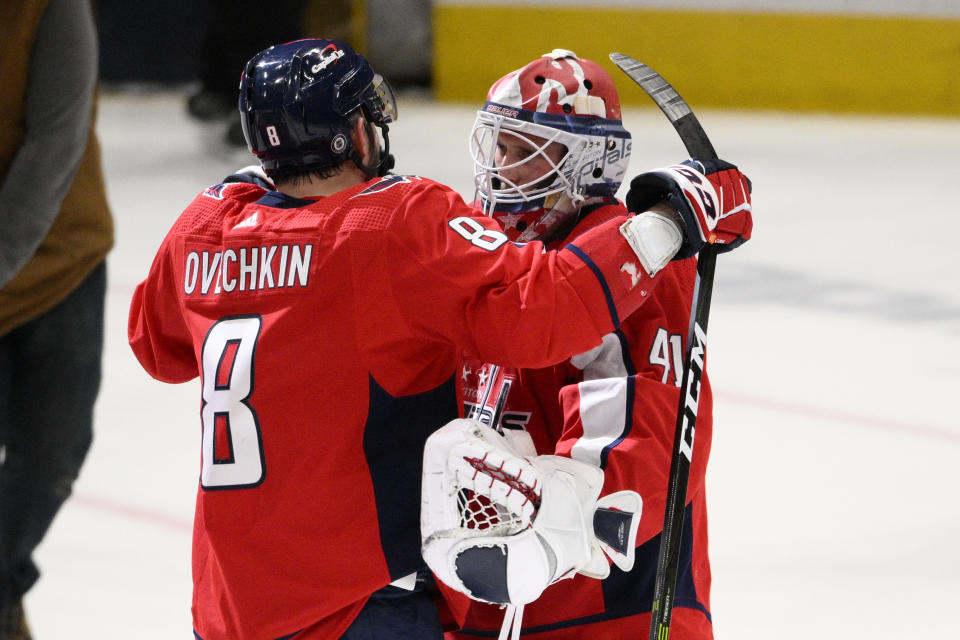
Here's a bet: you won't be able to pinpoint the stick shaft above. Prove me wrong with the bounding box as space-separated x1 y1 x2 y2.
609 52 719 640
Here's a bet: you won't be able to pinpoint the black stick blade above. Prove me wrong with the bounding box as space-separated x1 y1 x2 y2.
609 52 717 159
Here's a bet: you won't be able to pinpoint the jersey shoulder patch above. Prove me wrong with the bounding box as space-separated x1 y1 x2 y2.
352 174 427 197
201 181 264 202
173 184 261 236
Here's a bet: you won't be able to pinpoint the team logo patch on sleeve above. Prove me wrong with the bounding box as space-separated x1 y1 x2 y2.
203 184 228 200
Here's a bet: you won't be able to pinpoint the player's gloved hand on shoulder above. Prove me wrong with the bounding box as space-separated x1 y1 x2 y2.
625 158 753 260
223 164 276 190
421 419 642 606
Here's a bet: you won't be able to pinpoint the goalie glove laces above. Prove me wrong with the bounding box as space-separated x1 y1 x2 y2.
499 603 524 640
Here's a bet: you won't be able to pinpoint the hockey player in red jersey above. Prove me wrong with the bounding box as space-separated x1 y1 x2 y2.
127 40 747 640
428 50 753 639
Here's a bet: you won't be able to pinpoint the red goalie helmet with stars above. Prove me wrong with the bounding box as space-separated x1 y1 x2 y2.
469 49 632 243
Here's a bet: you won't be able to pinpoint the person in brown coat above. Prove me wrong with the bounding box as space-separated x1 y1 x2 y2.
0 0 114 637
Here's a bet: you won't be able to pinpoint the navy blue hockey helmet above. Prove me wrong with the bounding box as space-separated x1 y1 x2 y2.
239 39 398 178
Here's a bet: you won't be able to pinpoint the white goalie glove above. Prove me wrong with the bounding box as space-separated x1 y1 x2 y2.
421 419 642 606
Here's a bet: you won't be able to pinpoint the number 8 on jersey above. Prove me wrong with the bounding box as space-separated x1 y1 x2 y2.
200 316 266 489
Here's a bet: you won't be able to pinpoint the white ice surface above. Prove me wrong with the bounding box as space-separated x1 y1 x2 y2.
21 89 960 638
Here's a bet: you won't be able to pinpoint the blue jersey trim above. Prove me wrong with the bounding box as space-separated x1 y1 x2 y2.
254 191 318 209
363 373 460 580
613 329 637 375
598 331 637 469
564 244 620 329
599 374 636 470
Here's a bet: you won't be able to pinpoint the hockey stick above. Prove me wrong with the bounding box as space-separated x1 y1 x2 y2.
468 363 514 434
609 52 720 640
469 363 501 422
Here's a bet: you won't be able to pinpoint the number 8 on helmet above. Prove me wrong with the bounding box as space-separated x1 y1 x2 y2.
238 39 398 180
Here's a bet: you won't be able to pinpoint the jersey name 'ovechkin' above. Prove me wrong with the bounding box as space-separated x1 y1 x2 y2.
182 243 313 295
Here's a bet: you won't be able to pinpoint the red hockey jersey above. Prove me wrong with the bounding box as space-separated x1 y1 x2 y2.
448 200 714 639
128 175 665 640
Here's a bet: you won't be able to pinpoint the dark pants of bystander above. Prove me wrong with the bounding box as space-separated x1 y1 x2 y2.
0 262 106 621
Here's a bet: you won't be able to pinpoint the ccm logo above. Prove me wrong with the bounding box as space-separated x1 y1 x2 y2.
678 323 706 462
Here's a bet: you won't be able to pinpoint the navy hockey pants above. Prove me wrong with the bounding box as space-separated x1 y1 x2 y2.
338 571 444 640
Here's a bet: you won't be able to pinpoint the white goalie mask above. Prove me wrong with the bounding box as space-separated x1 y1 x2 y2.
469 49 632 242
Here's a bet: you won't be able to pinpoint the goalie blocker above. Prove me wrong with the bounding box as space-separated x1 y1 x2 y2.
421 419 642 606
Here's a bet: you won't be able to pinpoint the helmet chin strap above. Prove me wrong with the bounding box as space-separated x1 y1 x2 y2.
351 119 394 177
378 128 395 176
